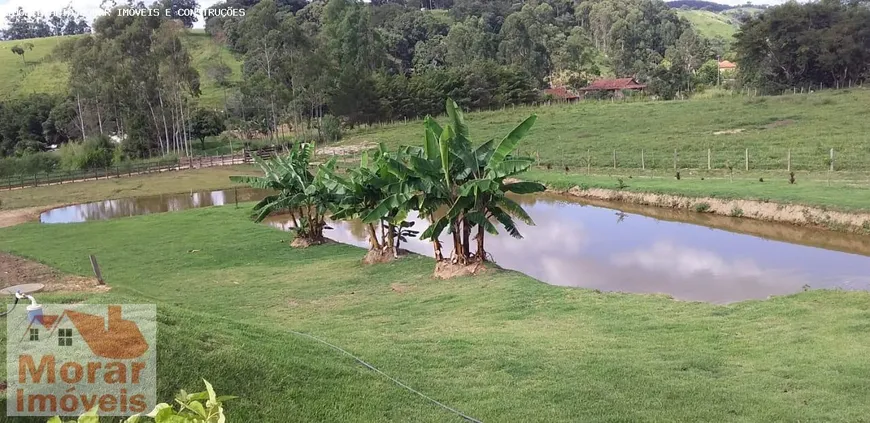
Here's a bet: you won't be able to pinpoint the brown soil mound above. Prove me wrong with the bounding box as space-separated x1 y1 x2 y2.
434 260 489 279
363 249 396 264
0 252 109 293
290 237 335 248
362 248 411 265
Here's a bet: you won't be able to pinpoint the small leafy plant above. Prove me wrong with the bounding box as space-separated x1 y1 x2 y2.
48 379 236 423
616 178 628 190
694 202 711 213
730 206 744 217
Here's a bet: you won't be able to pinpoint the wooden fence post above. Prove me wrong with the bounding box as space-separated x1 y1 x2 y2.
787 149 791 172
612 150 616 169
707 148 711 170
830 148 834 171
745 148 749 171
89 255 104 285
641 150 645 170
673 149 677 170
587 148 591 174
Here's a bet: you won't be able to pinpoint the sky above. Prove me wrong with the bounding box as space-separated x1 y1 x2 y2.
0 0 223 30
0 0 789 31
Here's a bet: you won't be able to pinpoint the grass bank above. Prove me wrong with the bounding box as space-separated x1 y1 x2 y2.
2 205 870 421
342 89 870 173
526 169 870 212
0 165 258 211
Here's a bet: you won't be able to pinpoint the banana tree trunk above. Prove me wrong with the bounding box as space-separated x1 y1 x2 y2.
430 214 444 261
367 223 382 250
461 217 471 259
289 210 299 230
476 225 485 261
433 238 444 261
452 218 465 263
386 223 395 255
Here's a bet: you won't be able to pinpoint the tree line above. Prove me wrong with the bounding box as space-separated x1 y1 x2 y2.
734 0 870 94
0 0 867 162
1 6 90 40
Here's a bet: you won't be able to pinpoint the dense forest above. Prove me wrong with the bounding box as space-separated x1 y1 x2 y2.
0 0 868 164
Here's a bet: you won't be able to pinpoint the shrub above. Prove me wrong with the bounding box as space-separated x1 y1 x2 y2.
694 202 711 213
0 152 60 177
320 114 342 143
730 206 744 217
48 379 235 423
59 135 115 170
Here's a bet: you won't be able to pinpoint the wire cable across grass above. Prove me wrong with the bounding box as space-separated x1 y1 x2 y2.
285 328 483 423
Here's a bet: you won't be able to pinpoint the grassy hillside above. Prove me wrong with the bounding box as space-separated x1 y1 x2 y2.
0 30 241 108
676 9 738 40
0 36 72 99
342 89 870 174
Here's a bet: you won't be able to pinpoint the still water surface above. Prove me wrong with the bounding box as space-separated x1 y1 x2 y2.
41 188 870 303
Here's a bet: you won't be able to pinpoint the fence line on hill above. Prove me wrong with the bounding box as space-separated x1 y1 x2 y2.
522 146 870 174
0 153 254 191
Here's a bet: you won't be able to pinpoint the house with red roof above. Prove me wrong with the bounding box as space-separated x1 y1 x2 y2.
543 86 580 102
578 78 647 98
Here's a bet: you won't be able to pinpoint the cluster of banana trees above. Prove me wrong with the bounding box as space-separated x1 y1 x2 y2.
229 145 340 242
232 99 545 264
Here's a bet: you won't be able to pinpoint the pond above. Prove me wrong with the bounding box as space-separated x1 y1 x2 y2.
41 188 870 303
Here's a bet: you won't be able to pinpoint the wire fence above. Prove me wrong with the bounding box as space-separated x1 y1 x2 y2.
523 146 870 174
0 154 248 190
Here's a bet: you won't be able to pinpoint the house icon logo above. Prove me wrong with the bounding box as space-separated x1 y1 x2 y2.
6 303 157 417
19 305 149 360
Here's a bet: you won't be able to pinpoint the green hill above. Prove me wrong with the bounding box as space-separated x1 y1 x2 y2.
676 9 739 40
0 30 241 109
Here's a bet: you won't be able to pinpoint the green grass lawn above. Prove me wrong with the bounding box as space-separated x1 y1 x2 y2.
0 31 241 109
676 10 738 40
526 169 870 212
2 205 870 421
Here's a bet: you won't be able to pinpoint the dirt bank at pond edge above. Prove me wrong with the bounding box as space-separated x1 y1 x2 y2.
554 186 870 234
0 205 61 228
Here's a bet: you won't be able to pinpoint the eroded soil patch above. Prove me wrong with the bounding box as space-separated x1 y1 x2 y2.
0 252 109 293
0 206 51 228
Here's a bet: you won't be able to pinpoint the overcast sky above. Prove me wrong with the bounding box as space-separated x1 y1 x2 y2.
1 0 789 31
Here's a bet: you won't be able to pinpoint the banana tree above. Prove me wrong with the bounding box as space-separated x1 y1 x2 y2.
327 148 417 257
419 99 545 263
230 144 341 243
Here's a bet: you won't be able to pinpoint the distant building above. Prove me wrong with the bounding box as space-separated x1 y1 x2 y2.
718 60 737 71
578 78 647 98
543 86 580 102
718 60 737 84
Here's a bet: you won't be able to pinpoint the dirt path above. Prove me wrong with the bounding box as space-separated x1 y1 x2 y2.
0 206 56 228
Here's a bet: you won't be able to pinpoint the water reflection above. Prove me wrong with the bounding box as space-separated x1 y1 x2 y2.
40 188 870 303
267 195 870 303
40 188 271 224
